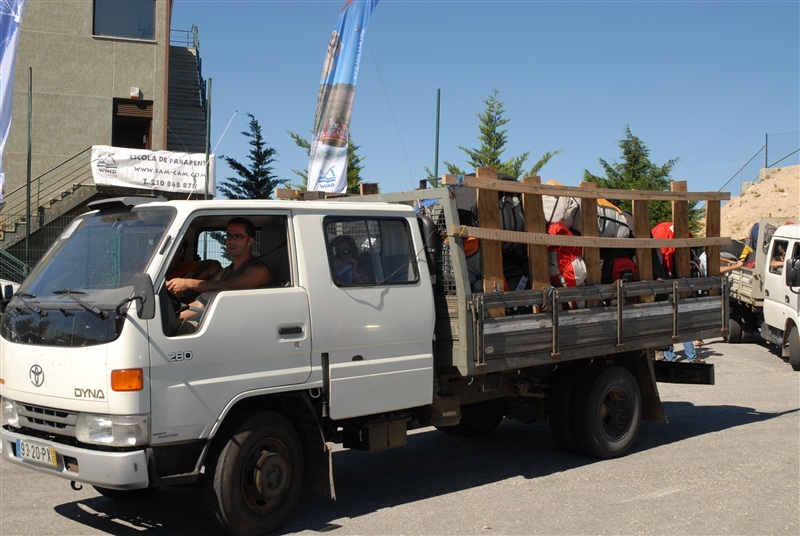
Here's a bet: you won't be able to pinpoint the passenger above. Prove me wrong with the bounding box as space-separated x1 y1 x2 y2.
166 240 222 282
330 235 369 285
167 217 271 326
770 245 786 272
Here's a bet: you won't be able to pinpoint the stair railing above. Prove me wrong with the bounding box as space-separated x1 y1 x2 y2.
0 146 93 234
0 248 30 283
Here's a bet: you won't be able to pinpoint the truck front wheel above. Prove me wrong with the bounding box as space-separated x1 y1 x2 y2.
788 325 800 371
205 412 304 536
571 365 641 459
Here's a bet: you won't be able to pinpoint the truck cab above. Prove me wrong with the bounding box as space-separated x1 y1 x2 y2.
1 197 434 506
761 224 800 369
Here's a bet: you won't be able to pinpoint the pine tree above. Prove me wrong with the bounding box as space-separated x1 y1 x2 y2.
583 125 700 231
443 87 560 179
218 113 286 199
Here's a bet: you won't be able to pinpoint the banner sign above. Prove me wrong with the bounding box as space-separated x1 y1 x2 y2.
308 0 379 193
91 145 216 197
0 0 27 202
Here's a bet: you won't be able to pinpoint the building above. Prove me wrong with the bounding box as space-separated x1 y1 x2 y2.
1 0 207 279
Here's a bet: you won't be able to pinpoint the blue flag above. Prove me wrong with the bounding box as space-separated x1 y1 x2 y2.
0 0 27 202
308 0 379 193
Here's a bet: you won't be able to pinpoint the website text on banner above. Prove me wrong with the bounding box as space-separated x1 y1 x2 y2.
91 145 216 197
0 0 28 202
308 0 379 193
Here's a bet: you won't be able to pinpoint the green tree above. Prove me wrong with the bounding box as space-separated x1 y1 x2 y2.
288 131 368 195
583 125 701 231
437 87 561 180
218 113 287 199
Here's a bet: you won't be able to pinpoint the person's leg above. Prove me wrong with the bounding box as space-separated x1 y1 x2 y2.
683 341 698 362
663 345 676 362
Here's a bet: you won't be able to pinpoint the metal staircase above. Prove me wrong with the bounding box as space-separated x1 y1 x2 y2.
168 26 208 153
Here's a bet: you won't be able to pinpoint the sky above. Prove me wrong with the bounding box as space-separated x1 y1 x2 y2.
170 0 800 198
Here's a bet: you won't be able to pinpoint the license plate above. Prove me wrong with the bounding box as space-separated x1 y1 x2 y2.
16 439 58 467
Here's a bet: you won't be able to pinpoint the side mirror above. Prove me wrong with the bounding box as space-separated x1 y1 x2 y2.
132 273 156 320
786 258 800 287
0 284 14 314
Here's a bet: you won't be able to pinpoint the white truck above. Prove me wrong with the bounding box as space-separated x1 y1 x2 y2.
1 178 729 535
727 218 800 370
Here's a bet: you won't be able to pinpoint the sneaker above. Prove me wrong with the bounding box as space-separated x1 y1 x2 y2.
655 351 665 361
693 340 705 347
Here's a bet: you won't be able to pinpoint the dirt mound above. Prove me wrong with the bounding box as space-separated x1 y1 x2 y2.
717 165 799 239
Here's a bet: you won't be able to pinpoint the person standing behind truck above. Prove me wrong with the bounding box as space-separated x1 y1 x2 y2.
167 217 272 325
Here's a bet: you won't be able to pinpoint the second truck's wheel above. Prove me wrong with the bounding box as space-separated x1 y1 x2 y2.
571 365 641 459
727 315 743 344
205 412 304 536
437 401 504 436
788 325 800 372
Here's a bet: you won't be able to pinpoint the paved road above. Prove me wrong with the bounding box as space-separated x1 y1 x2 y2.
1 338 798 535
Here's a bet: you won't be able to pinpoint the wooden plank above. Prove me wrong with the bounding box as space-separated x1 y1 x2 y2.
521 176 551 296
359 183 379 195
475 167 505 315
443 174 730 202
671 181 692 284
705 200 722 279
579 182 602 306
448 225 730 249
274 188 304 200
632 199 654 302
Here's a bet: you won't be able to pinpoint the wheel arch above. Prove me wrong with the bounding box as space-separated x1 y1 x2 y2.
204 391 335 500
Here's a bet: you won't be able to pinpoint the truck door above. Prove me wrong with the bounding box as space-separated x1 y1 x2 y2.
310 215 435 420
147 211 311 442
763 237 793 334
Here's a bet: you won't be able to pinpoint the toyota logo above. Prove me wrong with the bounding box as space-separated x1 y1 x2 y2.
29 365 44 387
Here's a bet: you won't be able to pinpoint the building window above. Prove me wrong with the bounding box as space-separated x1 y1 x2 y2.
113 99 153 149
94 0 155 40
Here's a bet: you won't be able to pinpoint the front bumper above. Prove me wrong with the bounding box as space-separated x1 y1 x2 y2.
1 426 150 490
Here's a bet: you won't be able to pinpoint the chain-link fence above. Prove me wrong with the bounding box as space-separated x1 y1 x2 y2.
719 130 799 196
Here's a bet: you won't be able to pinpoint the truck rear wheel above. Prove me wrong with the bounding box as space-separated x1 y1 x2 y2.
788 325 800 371
205 412 304 536
727 314 743 343
571 365 641 459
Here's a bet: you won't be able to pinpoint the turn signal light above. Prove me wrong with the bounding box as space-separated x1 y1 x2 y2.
111 369 143 392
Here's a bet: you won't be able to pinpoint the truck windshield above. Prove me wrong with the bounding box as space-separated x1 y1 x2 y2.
19 206 174 300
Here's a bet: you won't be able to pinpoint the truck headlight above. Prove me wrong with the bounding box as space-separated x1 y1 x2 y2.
1 397 19 428
75 413 149 447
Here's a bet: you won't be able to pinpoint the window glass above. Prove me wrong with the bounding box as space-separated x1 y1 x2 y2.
770 240 789 274
94 0 155 40
325 217 418 286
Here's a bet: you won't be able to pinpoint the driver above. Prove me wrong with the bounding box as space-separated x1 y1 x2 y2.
167 217 271 326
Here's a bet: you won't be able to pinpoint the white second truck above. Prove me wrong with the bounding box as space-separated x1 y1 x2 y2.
1 179 728 534
727 218 800 370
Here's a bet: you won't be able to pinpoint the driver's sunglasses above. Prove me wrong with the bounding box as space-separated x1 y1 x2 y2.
225 233 249 241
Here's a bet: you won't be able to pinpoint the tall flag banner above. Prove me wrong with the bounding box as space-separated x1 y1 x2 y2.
0 0 27 202
308 0 379 193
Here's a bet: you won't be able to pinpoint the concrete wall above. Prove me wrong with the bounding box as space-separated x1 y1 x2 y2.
3 0 172 196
